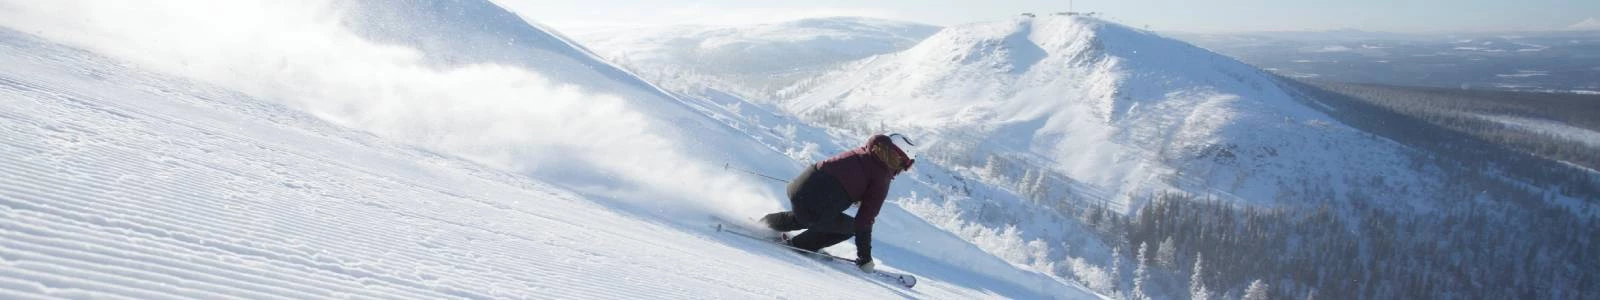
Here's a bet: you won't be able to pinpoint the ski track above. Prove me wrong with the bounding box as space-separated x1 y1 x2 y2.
0 30 986 299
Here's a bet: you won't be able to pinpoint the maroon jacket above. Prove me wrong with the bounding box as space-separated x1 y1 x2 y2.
816 134 908 233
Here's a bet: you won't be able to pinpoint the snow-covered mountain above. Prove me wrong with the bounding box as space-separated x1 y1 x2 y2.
785 15 1444 211
603 14 1597 298
570 17 940 99
1568 17 1600 31
557 14 1503 298
0 0 1102 298
448 11 1596 298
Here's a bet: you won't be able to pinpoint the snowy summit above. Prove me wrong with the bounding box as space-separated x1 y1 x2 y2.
786 15 1446 210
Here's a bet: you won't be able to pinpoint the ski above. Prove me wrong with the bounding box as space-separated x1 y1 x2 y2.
714 223 919 289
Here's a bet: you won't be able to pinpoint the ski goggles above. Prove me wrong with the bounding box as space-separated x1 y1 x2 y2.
887 133 917 171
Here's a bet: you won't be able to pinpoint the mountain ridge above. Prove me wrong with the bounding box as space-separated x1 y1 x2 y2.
784 15 1445 211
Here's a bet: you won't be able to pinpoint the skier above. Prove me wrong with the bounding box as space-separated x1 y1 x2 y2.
760 133 916 273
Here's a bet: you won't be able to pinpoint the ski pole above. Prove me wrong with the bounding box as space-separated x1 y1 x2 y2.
724 162 789 183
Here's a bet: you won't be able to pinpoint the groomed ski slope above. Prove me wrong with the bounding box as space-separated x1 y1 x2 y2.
0 29 1097 299
0 7 1100 300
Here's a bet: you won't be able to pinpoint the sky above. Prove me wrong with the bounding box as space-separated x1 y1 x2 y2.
501 0 1600 33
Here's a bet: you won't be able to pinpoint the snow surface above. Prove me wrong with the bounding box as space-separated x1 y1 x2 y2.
1495 70 1551 78
0 0 1102 299
1477 114 1600 148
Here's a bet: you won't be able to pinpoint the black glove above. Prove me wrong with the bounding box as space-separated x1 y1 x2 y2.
854 230 873 266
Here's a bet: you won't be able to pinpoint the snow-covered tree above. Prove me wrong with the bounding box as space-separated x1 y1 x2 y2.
1019 169 1036 196
1191 253 1211 300
1132 242 1152 300
1243 279 1270 300
1036 169 1049 199
982 155 1000 178
1109 246 1123 293
1157 236 1177 268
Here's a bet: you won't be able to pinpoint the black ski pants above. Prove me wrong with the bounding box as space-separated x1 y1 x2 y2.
761 165 856 252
